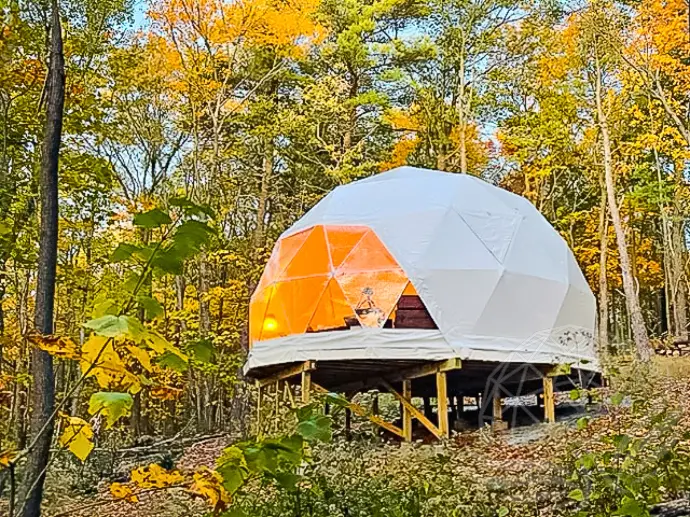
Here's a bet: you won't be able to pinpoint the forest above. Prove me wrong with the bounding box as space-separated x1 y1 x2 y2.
2 0 690 515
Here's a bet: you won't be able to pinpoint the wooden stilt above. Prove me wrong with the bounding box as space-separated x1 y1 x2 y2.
301 370 311 404
402 379 412 442
423 396 433 419
436 372 449 438
284 382 295 407
345 407 352 441
256 381 263 430
458 394 464 413
382 380 442 439
543 376 555 423
372 393 379 415
493 393 506 430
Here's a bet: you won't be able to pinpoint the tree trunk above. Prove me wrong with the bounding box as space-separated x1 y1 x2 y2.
594 52 651 362
20 2 64 515
253 140 273 253
670 216 688 339
196 257 212 432
598 174 609 351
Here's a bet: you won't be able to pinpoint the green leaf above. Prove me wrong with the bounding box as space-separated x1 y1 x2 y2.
568 488 585 502
325 392 350 408
91 298 118 319
577 416 590 430
84 315 144 338
169 197 215 219
110 243 142 263
570 389 582 401
133 208 172 228
189 338 214 363
136 295 164 320
88 392 133 428
581 453 595 469
616 498 646 516
296 414 332 443
497 507 509 517
274 472 301 491
610 392 625 406
221 509 247 517
171 220 214 255
216 446 250 494
156 351 188 372
151 248 185 275
613 434 632 452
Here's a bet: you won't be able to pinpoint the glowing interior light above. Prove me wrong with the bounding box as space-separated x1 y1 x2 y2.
263 316 278 332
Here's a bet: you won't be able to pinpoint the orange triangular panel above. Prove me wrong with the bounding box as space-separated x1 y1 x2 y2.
308 278 357 332
280 226 330 280
402 282 418 296
338 231 400 273
325 226 369 269
249 287 271 345
261 276 330 339
336 269 408 327
257 229 312 291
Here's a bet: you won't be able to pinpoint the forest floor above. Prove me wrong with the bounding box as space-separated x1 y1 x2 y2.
33 357 690 516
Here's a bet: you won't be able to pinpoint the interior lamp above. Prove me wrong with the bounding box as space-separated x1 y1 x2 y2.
263 316 278 332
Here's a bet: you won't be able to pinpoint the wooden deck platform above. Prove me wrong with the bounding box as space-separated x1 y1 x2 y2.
251 357 600 441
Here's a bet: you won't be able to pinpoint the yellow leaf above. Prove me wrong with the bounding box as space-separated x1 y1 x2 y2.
110 482 139 503
126 345 153 372
0 448 17 467
59 416 94 462
150 386 183 400
145 331 188 361
29 333 81 360
189 467 230 512
81 336 141 393
130 463 185 489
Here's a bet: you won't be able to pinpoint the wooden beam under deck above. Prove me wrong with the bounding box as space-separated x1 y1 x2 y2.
311 383 405 438
258 361 316 387
381 380 443 440
333 358 462 393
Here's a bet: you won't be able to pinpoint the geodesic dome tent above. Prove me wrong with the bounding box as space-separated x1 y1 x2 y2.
245 166 599 376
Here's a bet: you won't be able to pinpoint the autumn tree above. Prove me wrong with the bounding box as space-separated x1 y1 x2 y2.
20 2 63 515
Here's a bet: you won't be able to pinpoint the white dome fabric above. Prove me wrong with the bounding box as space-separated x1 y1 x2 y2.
245 167 599 374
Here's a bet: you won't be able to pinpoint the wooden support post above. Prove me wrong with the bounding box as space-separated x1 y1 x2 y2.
402 379 412 442
256 381 263 429
493 394 506 431
284 381 295 407
423 396 432 419
543 376 555 423
436 372 449 438
345 407 352 441
457 394 464 413
301 370 311 404
381 380 443 439
372 393 379 416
